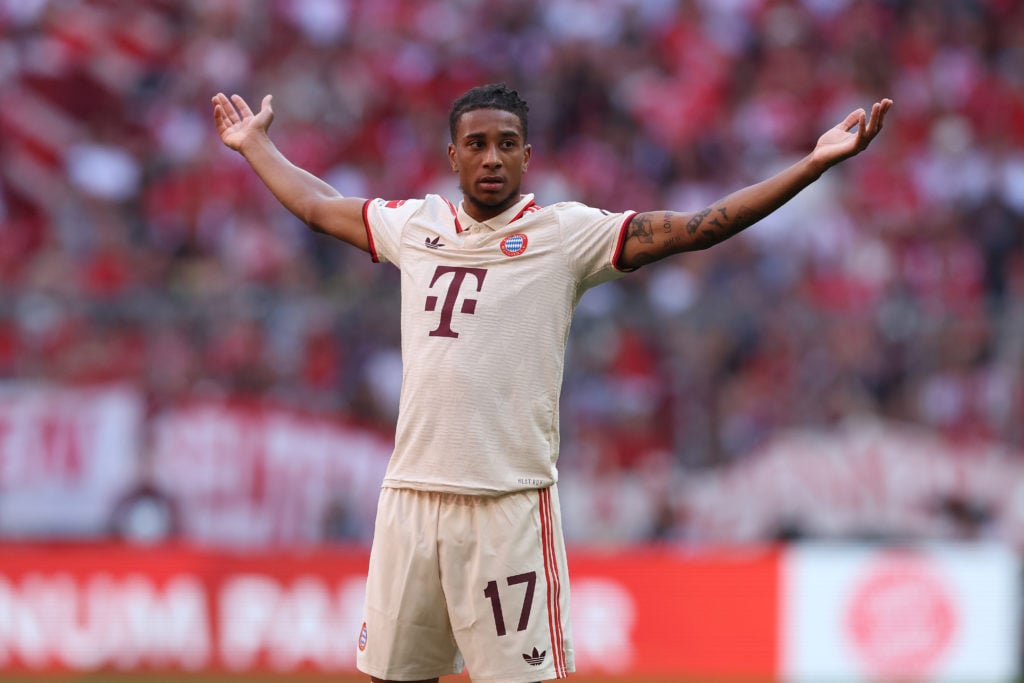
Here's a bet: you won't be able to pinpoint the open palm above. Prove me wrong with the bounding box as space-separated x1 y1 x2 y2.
813 98 893 167
212 93 273 151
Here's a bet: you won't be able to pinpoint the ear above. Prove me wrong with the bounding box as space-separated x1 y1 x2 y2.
448 143 458 172
523 143 532 172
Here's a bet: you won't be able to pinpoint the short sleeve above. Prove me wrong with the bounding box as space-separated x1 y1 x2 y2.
362 198 424 266
556 203 636 290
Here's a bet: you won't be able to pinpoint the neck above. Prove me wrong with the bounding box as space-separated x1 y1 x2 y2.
463 193 522 222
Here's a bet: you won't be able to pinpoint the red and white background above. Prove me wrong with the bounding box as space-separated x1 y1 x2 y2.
0 383 142 538
781 545 1020 682
0 383 1021 680
0 544 1018 680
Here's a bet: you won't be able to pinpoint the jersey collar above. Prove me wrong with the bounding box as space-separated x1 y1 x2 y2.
457 194 536 232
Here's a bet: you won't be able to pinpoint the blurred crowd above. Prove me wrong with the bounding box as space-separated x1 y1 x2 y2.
2 0 1024 543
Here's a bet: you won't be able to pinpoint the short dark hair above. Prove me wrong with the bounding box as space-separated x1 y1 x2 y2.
448 83 529 142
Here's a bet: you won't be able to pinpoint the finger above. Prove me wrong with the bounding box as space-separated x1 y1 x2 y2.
849 109 867 146
232 94 255 119
876 99 893 128
260 94 273 113
214 95 241 125
215 109 238 135
212 92 233 115
212 102 230 128
838 108 865 133
865 102 882 137
866 100 891 139
855 116 868 147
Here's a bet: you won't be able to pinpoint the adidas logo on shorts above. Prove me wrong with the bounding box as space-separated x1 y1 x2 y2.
522 647 546 666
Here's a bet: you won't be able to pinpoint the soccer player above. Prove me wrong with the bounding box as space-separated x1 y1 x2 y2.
212 83 892 683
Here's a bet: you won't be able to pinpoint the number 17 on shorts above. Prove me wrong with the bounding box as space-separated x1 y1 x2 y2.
358 487 574 682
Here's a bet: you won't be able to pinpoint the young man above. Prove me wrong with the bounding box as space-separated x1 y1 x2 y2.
212 83 892 683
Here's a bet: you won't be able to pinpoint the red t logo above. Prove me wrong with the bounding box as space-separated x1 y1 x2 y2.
425 266 488 338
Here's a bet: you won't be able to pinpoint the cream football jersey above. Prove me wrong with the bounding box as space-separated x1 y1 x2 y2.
362 193 635 495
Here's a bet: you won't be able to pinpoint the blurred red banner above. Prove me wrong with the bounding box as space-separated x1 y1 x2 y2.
0 543 779 678
0 543 1016 680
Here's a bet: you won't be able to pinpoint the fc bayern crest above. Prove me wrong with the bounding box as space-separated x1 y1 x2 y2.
500 233 528 257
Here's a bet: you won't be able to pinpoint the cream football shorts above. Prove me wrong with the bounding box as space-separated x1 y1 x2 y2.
356 485 574 683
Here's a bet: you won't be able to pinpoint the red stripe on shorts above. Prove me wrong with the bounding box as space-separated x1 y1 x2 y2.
539 488 567 677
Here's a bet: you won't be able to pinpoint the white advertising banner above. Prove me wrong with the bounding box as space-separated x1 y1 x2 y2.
0 383 143 537
782 543 1021 683
151 401 392 547
682 418 1024 546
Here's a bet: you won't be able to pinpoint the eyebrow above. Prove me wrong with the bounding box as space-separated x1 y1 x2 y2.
463 129 523 140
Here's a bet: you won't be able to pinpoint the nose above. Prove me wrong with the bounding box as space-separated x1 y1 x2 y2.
483 143 502 168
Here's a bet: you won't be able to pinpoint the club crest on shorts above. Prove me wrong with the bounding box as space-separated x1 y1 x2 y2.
358 622 368 651
500 233 528 257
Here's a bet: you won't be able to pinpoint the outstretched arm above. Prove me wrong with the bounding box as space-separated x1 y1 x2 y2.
212 92 369 251
617 98 893 270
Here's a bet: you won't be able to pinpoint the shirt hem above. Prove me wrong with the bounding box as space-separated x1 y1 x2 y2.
381 478 556 497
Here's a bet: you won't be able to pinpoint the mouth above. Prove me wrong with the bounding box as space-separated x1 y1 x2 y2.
477 176 505 192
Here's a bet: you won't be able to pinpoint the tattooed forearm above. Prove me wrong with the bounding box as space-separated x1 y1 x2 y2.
618 148 833 269
691 204 766 246
620 204 770 269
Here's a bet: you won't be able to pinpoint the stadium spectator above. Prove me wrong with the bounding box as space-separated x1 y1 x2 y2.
0 0 1021 547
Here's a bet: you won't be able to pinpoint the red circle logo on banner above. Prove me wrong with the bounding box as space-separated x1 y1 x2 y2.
845 555 957 679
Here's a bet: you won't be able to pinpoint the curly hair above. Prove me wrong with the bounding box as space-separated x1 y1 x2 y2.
448 83 530 142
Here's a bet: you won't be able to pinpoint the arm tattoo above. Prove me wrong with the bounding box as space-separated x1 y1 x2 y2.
686 208 711 235
708 206 728 230
627 214 654 244
623 204 767 267
680 204 768 250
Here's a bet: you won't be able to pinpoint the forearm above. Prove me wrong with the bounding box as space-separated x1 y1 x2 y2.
212 92 369 248
621 153 829 268
238 133 341 230
689 153 827 245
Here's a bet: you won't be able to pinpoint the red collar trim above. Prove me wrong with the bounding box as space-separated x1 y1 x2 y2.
442 197 464 233
509 199 541 224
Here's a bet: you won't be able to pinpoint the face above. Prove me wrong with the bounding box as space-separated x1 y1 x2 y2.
448 108 531 222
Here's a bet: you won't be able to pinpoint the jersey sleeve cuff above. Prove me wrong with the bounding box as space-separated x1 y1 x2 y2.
362 199 380 263
612 211 637 272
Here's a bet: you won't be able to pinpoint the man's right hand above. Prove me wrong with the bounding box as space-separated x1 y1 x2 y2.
212 93 273 152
